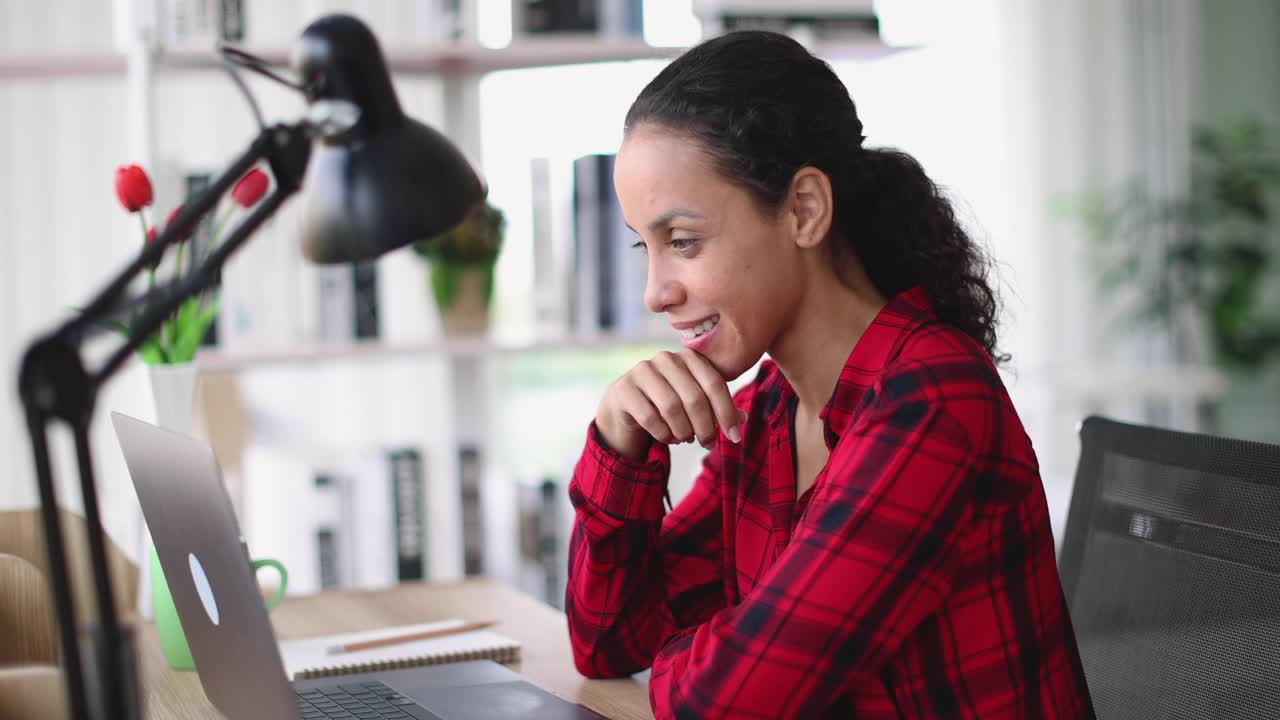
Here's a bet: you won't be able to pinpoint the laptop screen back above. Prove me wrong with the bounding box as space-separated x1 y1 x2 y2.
111 411 298 720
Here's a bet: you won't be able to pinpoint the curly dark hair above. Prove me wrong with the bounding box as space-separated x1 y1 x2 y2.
625 30 1005 363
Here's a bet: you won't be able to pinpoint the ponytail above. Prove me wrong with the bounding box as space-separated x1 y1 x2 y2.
835 148 1005 362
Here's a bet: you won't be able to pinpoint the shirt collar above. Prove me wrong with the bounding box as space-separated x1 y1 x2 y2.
764 287 937 448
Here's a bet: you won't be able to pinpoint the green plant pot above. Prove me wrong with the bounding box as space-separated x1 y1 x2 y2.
151 545 196 671
431 262 495 336
150 542 288 672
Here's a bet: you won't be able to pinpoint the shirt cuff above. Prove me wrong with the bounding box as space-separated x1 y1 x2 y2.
576 421 671 522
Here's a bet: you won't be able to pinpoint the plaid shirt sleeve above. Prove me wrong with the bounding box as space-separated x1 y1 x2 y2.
641 359 990 718
566 423 729 678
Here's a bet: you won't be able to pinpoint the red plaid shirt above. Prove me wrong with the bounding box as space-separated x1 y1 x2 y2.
566 287 1093 719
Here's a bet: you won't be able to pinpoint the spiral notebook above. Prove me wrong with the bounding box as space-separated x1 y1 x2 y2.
279 619 522 680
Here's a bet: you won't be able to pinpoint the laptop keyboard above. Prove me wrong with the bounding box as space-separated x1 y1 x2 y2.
295 680 442 720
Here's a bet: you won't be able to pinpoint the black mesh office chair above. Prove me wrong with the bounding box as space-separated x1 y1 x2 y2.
1059 416 1280 719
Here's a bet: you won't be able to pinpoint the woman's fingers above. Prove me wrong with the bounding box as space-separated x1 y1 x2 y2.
614 375 676 444
651 352 719 445
629 359 695 443
678 350 745 443
604 350 745 451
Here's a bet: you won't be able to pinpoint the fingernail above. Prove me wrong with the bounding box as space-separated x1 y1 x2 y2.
728 425 741 444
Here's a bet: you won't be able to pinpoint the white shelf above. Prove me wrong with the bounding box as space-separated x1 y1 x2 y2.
0 34 905 80
197 332 678 373
164 37 686 74
0 52 126 79
0 38 683 80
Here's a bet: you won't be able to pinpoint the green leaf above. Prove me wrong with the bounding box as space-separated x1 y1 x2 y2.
430 263 459 309
170 296 219 364
138 336 167 366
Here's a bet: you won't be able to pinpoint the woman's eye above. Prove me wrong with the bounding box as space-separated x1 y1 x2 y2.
630 240 647 255
670 237 698 252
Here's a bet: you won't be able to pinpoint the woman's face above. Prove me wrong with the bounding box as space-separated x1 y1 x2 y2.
615 126 808 379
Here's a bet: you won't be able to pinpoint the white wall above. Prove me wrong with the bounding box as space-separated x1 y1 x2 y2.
0 1 144 553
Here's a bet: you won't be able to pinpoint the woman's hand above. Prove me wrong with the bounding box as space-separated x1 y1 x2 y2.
595 349 748 462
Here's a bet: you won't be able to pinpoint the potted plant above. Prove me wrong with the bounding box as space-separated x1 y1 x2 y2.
1067 117 1280 372
104 161 270 671
411 200 506 335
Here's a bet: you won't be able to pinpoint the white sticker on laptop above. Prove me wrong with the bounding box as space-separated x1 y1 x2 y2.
189 553 220 626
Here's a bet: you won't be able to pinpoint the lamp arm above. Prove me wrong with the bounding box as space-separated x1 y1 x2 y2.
16 119 312 720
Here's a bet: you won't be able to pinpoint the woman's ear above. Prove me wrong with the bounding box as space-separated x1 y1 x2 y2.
786 166 834 250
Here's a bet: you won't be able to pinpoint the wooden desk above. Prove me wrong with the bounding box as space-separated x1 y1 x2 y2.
140 579 651 720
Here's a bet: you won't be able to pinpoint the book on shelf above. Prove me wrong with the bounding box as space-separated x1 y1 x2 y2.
458 445 485 577
516 476 563 607
315 526 339 591
352 260 380 340
516 0 643 37
315 261 381 343
183 170 219 347
157 0 245 50
693 0 880 42
310 460 398 591
530 156 574 337
572 153 655 338
343 457 398 589
391 448 427 582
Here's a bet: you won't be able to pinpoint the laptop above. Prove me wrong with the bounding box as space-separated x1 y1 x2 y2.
111 411 606 720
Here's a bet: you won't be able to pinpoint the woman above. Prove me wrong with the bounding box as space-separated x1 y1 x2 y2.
565 30 1093 719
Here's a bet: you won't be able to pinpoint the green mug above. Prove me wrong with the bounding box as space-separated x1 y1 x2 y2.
151 545 288 671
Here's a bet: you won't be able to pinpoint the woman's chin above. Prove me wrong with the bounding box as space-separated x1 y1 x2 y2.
706 347 762 383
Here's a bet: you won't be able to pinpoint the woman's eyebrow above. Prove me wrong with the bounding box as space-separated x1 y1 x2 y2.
625 207 706 234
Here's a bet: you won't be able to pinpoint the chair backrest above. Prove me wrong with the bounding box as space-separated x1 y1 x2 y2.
0 666 67 720
1059 416 1280 720
0 509 138 625
0 554 59 666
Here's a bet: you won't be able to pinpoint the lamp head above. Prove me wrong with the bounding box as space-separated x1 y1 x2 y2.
294 14 486 264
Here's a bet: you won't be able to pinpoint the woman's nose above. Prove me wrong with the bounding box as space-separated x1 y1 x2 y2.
643 263 683 314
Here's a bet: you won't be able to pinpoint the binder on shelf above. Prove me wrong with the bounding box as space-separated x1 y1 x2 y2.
315 527 339 591
530 157 573 337
315 262 381 343
307 460 398 591
183 171 219 347
537 478 561 607
352 260 380 340
516 0 598 34
158 0 246 50
516 476 562 606
458 445 485 577
390 448 427 582
515 0 643 37
572 153 651 337
339 457 397 589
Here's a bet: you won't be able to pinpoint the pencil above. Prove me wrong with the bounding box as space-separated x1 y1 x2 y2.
325 620 497 656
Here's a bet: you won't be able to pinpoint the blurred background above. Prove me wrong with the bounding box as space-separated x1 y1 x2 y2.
0 0 1276 609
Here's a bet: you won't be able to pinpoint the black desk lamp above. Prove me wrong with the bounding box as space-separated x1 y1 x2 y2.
16 14 484 719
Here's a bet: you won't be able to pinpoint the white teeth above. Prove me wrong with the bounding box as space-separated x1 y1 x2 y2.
679 315 720 339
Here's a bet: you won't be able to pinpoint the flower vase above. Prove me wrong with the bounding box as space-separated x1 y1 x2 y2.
144 362 199 671
433 263 493 336
149 363 198 434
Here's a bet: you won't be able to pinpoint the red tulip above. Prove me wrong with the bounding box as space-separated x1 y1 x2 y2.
231 168 269 208
165 205 192 244
115 164 153 212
